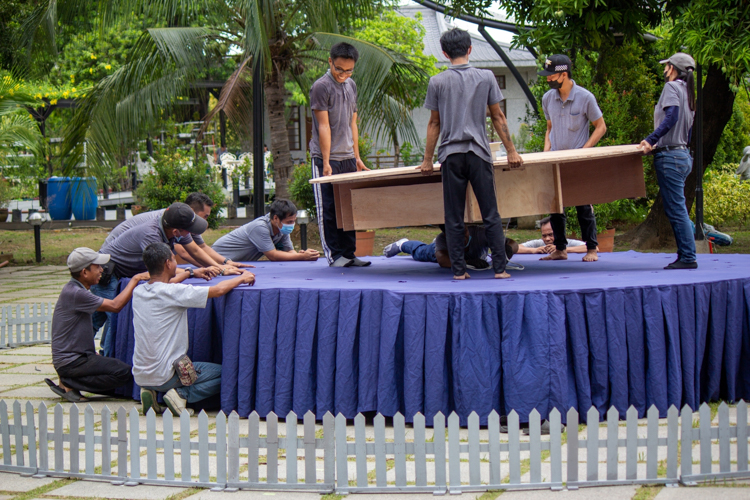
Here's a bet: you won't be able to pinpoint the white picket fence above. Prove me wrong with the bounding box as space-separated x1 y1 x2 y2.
0 303 54 348
0 399 748 493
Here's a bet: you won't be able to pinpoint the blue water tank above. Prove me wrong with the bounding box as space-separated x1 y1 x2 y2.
46 177 72 220
70 177 98 220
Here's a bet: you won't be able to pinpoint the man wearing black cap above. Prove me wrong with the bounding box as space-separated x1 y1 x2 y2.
538 54 607 263
93 202 222 357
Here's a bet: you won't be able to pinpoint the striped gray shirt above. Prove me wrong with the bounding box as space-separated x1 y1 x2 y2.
542 81 603 151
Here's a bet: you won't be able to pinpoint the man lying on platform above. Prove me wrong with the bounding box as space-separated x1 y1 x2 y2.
105 192 253 270
515 216 593 256
384 225 519 271
211 199 320 262
45 248 149 403
132 242 256 416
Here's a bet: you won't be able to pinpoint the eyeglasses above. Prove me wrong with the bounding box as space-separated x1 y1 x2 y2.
333 65 354 75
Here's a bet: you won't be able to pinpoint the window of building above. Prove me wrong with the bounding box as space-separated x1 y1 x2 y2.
496 74 506 89
287 106 301 151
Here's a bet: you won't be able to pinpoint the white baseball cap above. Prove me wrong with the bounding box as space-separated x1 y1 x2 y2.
67 247 110 272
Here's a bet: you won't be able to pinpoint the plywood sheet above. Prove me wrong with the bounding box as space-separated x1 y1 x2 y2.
494 163 563 218
560 154 646 207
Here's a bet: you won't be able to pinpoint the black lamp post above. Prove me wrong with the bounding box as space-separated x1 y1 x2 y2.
296 209 310 250
28 212 43 263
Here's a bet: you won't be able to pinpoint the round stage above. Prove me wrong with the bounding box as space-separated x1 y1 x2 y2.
112 251 750 425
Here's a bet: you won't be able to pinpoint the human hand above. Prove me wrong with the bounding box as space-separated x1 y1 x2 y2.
220 266 242 276
638 140 653 154
229 261 256 268
356 158 369 172
507 150 523 169
543 245 556 254
301 249 320 261
133 272 150 282
420 160 434 176
323 162 332 176
239 270 256 286
194 267 217 280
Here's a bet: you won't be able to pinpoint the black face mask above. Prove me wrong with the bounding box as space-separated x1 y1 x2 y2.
547 78 563 90
663 71 671 83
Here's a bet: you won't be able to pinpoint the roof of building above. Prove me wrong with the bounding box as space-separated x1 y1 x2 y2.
398 1 537 69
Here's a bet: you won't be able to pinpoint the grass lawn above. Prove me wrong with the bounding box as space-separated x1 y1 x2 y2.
1 223 748 266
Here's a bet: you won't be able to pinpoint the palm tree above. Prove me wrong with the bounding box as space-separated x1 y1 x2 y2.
0 76 43 162
20 1 428 199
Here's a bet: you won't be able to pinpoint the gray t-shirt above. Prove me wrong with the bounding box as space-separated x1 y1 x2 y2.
106 209 202 245
542 81 603 151
522 238 585 248
654 80 694 148
211 214 293 262
99 215 174 278
51 279 104 369
309 71 357 161
424 64 503 164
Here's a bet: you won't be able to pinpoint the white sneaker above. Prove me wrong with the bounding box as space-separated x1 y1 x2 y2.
163 388 193 416
383 238 408 257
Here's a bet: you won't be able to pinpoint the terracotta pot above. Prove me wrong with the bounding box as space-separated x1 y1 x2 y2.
355 230 375 257
597 228 616 253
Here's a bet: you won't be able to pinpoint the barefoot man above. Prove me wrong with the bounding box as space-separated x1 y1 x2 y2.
420 28 523 280
539 54 607 262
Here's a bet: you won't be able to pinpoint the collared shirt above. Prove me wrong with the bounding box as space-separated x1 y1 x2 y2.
309 71 358 161
105 208 203 245
51 278 104 369
99 215 175 278
424 63 503 164
653 80 694 148
211 214 294 262
542 81 603 151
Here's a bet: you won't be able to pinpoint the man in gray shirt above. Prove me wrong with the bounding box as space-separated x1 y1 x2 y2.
212 199 320 262
309 42 371 268
45 248 149 402
420 28 523 280
539 54 607 263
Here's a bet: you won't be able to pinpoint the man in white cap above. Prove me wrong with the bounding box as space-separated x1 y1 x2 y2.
45 248 150 402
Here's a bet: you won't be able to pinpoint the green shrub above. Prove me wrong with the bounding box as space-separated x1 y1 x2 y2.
564 198 650 236
692 168 750 228
289 161 316 220
135 147 226 229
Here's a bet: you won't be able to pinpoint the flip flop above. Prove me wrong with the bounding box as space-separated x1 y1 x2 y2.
44 378 88 403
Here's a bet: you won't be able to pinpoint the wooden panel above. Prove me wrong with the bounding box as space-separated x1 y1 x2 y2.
350 183 445 230
560 154 646 207
493 163 562 218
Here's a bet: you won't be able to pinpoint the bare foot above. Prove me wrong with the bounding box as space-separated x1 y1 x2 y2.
540 249 568 261
58 380 72 392
495 272 511 279
453 273 471 280
582 250 599 262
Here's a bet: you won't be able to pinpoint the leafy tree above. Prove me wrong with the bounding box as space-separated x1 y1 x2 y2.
0 75 43 162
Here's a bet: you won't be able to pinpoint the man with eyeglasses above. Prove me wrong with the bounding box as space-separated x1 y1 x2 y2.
309 42 371 268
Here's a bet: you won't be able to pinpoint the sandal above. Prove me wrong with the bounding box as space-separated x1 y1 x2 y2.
44 378 89 403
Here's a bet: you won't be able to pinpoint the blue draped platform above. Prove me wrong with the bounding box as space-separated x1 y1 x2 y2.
112 251 750 425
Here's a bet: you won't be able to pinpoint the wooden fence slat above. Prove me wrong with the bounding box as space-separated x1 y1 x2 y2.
70 404 80 474
285 411 297 485
529 409 541 484
266 412 279 484
587 406 599 482
101 406 111 477
468 412 481 487
13 401 23 466
626 406 638 480
508 410 520 484
129 408 139 480
374 413 386 487
433 412 446 490
163 410 174 481
699 403 711 474
85 404 94 474
146 408 157 480
606 406 618 481
667 405 678 479
180 410 191 481
247 411 259 483
335 413 349 489
488 410 500 486
198 411 209 483
25 401 37 469
323 412 335 486
718 402 730 473
0 401 8 465
738 401 748 472
567 408 578 484
39 402 48 472
646 405 658 479
448 412 461 489
303 411 316 484
117 406 128 478
414 413 427 487
394 412 406 487
216 411 227 486
228 412 240 484
681 405 693 478
354 413 367 487
549 408 562 487
55 404 64 473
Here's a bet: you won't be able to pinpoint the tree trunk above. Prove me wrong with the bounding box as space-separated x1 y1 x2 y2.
622 64 735 248
265 67 293 200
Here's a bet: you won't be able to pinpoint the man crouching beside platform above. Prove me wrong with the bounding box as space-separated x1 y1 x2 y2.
420 28 523 280
132 242 255 416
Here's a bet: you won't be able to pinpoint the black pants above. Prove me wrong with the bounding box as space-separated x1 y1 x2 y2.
56 353 132 395
442 152 506 276
311 157 357 264
550 205 598 251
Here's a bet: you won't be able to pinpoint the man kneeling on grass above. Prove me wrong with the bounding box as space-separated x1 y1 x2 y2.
132 242 255 416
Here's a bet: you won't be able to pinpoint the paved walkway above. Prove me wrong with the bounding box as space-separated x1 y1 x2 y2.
0 267 749 499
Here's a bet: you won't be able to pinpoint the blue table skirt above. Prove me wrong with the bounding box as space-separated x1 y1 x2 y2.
113 253 750 425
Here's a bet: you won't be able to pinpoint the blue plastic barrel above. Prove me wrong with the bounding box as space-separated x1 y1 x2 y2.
46 177 72 220
70 177 98 220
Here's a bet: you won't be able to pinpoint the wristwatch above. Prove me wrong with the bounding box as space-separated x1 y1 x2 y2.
223 258 230 264
188 268 195 278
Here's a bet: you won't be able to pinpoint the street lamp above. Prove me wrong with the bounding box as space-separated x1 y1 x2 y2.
296 209 310 250
28 212 43 263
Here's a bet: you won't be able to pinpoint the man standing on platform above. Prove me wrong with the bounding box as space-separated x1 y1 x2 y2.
538 54 607 262
419 28 523 280
310 42 371 268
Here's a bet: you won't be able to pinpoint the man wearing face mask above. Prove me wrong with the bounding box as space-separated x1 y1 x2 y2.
211 199 320 262
538 54 607 263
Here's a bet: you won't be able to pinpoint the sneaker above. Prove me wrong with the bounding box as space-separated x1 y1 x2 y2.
330 256 353 267
163 388 190 416
140 388 162 415
383 238 408 257
664 260 698 270
349 257 372 267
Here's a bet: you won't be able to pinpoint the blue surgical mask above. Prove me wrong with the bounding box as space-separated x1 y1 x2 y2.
281 223 295 235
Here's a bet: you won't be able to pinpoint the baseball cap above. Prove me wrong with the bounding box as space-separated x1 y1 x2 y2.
538 54 572 76
163 202 208 234
67 247 110 272
659 52 696 73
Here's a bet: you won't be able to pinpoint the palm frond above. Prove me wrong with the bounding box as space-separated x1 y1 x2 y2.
0 114 43 159
201 55 254 140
